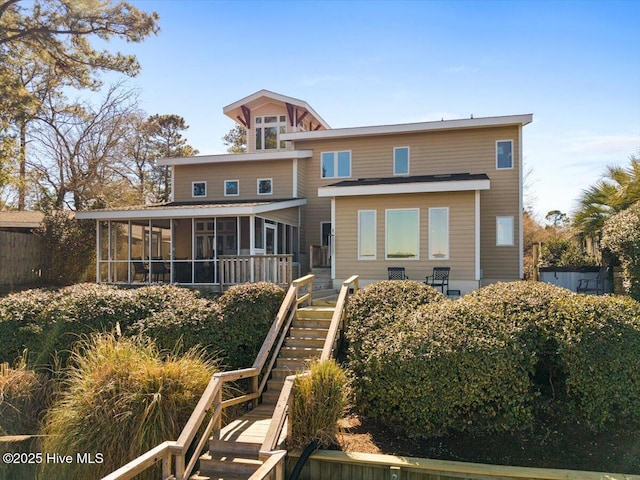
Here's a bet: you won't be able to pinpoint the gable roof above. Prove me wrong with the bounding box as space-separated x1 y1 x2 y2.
223 89 330 130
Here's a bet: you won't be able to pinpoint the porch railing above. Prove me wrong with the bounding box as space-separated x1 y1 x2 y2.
309 245 330 269
219 254 293 287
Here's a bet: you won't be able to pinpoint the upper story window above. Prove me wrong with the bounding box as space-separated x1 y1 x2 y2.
321 151 351 179
394 147 410 175
192 181 206 198
496 140 513 169
224 180 239 196
255 115 286 150
257 178 273 195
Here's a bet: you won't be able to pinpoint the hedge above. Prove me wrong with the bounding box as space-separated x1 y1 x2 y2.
0 282 285 371
549 294 640 430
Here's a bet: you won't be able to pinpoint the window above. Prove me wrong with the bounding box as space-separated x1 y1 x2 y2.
255 115 287 150
321 151 351 178
386 209 419 260
394 147 410 175
358 210 376 260
224 180 239 196
496 140 513 169
192 181 206 198
429 207 449 260
257 178 273 195
496 216 514 246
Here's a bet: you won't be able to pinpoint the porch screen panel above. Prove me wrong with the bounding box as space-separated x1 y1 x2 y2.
255 218 264 250
110 221 129 282
386 209 419 260
194 218 215 284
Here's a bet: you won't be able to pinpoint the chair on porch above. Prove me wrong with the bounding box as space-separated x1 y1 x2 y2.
150 257 169 282
577 266 609 295
425 267 450 294
388 267 409 280
132 258 148 282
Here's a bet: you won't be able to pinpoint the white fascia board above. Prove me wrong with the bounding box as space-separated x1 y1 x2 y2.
75 199 307 221
318 179 490 198
157 150 314 166
282 114 533 142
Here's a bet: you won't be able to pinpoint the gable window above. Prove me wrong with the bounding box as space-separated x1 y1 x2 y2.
496 216 514 246
429 207 449 260
496 140 513 169
394 147 410 175
321 151 351 178
255 115 286 150
386 208 419 260
358 210 376 260
257 178 273 195
224 180 239 196
192 181 206 198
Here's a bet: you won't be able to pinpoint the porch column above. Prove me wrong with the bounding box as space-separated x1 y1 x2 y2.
331 197 336 281
95 221 100 283
475 190 481 282
249 215 255 282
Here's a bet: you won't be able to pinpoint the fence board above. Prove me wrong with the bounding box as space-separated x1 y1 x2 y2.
0 231 44 288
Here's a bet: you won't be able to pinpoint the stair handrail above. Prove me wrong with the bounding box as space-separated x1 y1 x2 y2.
100 275 314 480
259 275 359 465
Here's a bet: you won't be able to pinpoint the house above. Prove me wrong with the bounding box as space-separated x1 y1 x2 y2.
76 90 532 293
0 211 45 289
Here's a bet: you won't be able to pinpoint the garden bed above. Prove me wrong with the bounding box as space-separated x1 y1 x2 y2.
336 411 640 474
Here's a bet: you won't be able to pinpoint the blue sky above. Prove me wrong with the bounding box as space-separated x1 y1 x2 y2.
110 0 639 221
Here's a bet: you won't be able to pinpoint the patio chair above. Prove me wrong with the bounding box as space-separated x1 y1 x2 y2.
150 257 169 282
425 267 450 293
388 267 409 280
132 258 148 282
577 266 609 295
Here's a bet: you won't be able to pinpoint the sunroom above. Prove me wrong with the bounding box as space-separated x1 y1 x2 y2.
75 199 304 289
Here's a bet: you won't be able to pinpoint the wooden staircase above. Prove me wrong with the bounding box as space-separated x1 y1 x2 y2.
193 304 336 480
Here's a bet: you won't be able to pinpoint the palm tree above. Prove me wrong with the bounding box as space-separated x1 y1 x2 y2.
573 154 640 238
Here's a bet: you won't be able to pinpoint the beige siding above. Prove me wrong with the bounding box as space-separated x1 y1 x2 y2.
262 207 299 225
295 125 521 282
173 160 293 202
334 192 476 282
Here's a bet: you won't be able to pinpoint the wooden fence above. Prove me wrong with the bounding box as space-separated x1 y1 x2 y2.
286 451 638 480
0 231 44 290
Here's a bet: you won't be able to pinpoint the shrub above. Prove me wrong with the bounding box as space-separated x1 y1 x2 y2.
215 282 285 369
41 334 216 480
289 359 349 450
602 203 640 300
539 237 596 267
356 300 534 437
0 360 51 435
549 295 640 430
0 288 57 365
345 281 444 378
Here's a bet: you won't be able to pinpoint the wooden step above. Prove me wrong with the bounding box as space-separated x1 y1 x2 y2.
208 439 260 456
296 306 335 319
276 356 313 369
198 451 262 476
289 326 329 338
285 336 326 349
279 346 323 360
293 317 332 329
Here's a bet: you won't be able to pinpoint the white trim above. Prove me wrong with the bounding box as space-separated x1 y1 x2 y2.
496 216 515 246
393 146 410 176
496 139 514 170
281 114 533 141
330 200 336 280
292 159 298 197
319 178 490 197
95 221 100 283
475 190 481 281
224 179 239 197
518 126 524 278
157 150 314 166
191 181 207 198
357 210 377 261
320 150 351 179
75 199 307 220
385 208 420 261
257 178 273 196
428 207 449 261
